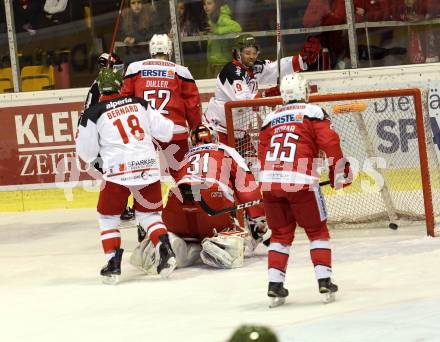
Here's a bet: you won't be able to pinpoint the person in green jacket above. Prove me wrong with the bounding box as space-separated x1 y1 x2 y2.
203 0 242 77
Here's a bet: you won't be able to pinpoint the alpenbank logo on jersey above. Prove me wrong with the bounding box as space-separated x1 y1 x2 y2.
141 69 175 79
271 113 304 127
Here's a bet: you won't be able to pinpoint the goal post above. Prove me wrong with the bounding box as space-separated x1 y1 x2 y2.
224 88 438 237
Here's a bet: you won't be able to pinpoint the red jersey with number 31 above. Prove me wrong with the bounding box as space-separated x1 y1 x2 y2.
258 102 344 190
176 143 265 218
121 58 202 140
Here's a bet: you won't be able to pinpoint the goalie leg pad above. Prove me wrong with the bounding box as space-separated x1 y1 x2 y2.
129 238 158 274
200 235 244 269
168 233 202 268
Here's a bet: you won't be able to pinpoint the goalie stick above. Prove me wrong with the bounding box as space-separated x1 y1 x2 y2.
200 180 331 216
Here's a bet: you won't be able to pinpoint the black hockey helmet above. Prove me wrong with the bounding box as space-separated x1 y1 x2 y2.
190 124 214 146
228 325 279 342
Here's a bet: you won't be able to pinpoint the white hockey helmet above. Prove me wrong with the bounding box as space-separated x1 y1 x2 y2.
149 34 173 57
280 73 309 103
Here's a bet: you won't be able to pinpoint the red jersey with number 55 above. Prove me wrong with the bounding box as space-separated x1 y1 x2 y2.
258 102 344 190
121 58 202 140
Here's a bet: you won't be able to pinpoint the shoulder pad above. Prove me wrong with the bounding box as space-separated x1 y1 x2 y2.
219 62 244 84
175 64 194 81
304 103 325 120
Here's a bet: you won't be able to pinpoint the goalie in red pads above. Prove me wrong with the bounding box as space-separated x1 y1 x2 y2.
130 124 270 271
258 73 352 307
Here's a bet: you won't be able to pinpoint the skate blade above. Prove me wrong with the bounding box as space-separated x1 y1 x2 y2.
269 297 286 308
102 274 120 285
159 257 177 279
321 292 335 304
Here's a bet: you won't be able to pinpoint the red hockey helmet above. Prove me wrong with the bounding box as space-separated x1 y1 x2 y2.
190 124 214 146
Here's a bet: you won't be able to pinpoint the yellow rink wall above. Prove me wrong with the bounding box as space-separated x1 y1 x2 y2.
0 183 172 212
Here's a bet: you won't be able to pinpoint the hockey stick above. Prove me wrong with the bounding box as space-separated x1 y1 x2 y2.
275 0 281 85
200 180 331 216
107 0 126 65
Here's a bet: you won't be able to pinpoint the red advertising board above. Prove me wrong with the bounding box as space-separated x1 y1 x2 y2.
0 102 95 188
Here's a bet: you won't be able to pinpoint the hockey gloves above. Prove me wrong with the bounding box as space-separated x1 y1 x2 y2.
329 160 353 190
248 216 271 246
300 36 321 65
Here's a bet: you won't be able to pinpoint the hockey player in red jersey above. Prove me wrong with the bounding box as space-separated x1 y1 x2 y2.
76 68 177 284
130 124 270 270
258 73 352 307
204 33 321 145
121 34 202 179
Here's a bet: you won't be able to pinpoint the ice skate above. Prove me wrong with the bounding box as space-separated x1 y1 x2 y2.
268 282 289 308
156 235 177 278
100 249 124 285
318 277 338 303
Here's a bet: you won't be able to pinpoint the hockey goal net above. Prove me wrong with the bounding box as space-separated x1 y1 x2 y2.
225 89 440 236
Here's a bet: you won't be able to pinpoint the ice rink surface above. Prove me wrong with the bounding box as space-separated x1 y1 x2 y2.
1 209 440 342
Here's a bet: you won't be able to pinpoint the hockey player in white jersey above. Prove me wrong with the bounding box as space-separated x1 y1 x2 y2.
76 68 177 284
204 34 321 145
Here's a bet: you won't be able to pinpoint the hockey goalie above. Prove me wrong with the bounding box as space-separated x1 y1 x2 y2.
130 124 271 271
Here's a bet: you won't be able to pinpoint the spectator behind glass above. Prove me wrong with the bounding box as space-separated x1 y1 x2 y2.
150 0 171 37
119 0 153 47
118 0 154 64
13 0 42 35
177 0 205 36
354 1 393 22
303 0 349 69
203 0 242 77
43 0 69 24
398 0 440 64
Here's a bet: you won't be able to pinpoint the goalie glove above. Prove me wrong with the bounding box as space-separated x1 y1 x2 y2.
300 36 321 65
246 216 271 252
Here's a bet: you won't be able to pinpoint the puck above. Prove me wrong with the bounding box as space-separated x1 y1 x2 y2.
389 223 398 230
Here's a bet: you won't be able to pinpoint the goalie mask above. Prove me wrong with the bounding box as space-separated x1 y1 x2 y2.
228 325 279 342
96 67 123 95
190 124 216 146
280 73 308 103
149 34 173 58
